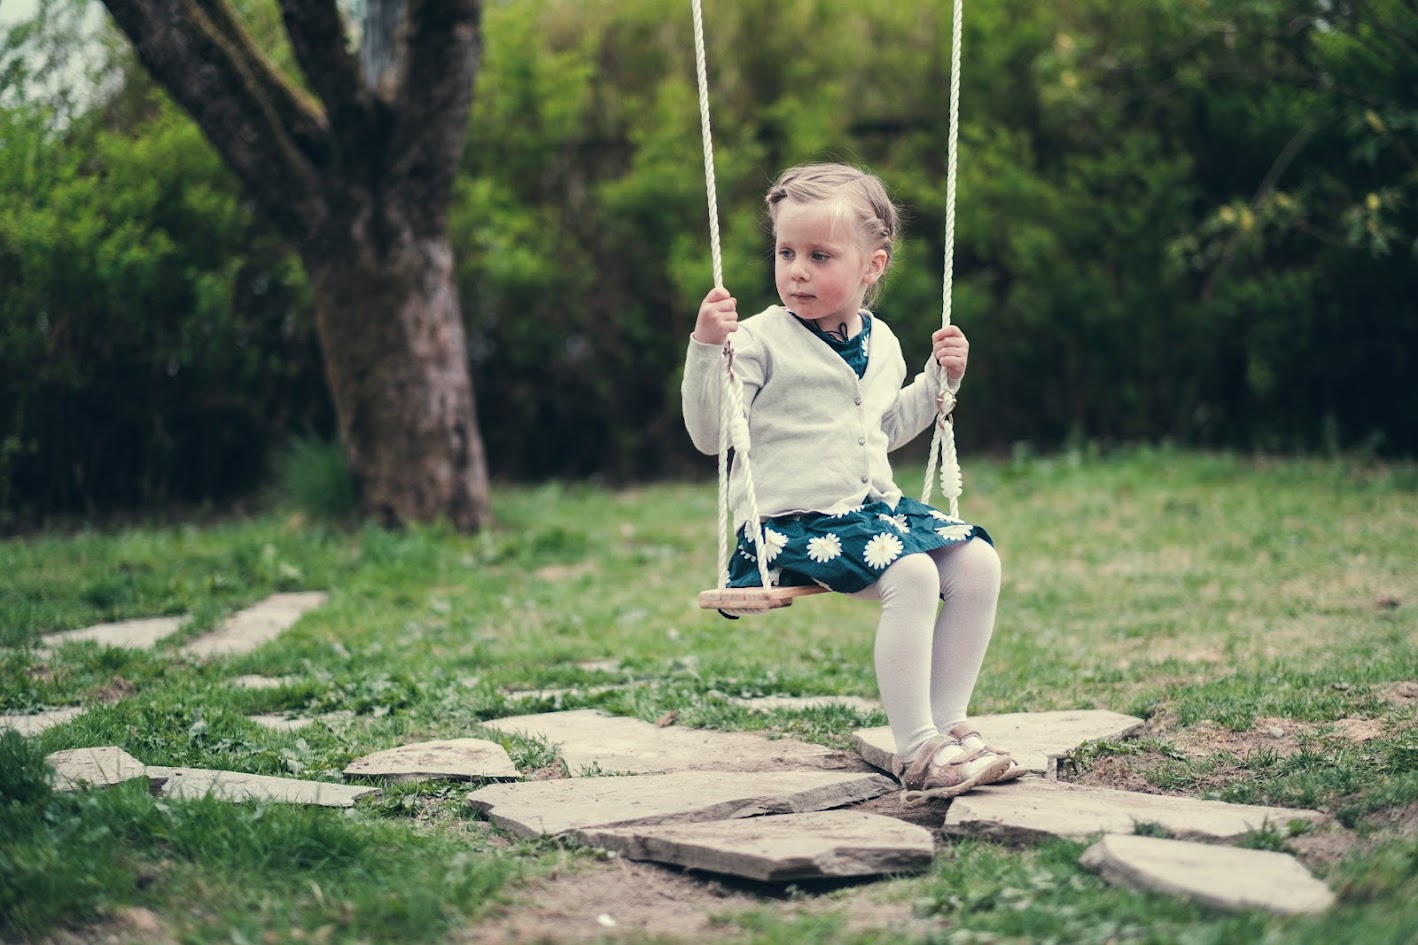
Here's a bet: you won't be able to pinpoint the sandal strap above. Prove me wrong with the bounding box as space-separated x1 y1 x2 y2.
897 733 958 785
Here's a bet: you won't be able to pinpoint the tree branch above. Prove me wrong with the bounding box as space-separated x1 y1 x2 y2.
100 0 329 245
276 0 373 142
386 0 482 236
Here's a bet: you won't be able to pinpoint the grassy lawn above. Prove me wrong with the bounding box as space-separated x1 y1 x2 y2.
2 449 1416 944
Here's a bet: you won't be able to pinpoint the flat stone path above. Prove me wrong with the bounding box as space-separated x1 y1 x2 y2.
484 709 846 776
41 616 186 652
180 591 328 659
44 746 377 808
1080 834 1336 914
1 705 86 736
944 779 1326 842
343 738 520 783
731 695 881 714
48 747 154 792
576 810 933 882
855 709 1145 779
468 770 896 839
148 765 376 807
229 674 298 690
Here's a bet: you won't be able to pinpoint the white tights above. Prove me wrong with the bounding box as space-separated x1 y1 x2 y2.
849 538 1001 762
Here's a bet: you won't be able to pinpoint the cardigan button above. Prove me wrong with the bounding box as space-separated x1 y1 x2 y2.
853 397 863 405
860 476 869 484
858 437 866 445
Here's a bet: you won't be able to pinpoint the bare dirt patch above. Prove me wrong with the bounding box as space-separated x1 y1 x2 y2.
40 907 178 945
453 856 927 945
1383 680 1418 709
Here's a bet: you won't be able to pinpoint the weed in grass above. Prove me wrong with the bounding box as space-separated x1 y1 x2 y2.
267 436 358 524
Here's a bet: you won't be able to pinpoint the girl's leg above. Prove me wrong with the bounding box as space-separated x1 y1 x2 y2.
926 538 1002 731
849 553 941 761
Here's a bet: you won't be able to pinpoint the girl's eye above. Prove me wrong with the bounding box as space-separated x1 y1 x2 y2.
779 249 793 259
811 252 829 261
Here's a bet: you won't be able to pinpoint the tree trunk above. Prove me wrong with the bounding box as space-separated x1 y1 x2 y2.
308 237 489 531
99 0 492 530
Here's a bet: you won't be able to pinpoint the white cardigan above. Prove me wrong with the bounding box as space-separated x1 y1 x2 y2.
681 305 959 526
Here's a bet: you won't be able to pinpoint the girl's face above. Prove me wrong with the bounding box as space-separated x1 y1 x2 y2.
773 201 887 332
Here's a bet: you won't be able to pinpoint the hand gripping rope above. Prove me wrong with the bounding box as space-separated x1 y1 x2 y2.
691 0 967 615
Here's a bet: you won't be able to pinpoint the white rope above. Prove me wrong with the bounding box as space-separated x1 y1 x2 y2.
921 0 965 520
692 0 771 591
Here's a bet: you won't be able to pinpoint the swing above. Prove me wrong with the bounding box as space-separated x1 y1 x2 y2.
690 0 968 616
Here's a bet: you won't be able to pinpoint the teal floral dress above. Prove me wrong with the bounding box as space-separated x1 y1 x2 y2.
726 314 992 595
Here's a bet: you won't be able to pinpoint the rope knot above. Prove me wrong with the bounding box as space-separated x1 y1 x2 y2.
729 417 751 452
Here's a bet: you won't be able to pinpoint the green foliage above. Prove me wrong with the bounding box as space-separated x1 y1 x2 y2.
0 4 327 525
267 436 358 524
3 0 1417 521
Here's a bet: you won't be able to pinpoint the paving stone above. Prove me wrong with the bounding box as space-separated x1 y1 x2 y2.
730 695 881 714
41 616 187 652
343 738 520 783
247 713 315 731
47 747 159 793
575 810 933 882
502 685 633 709
468 770 896 838
1080 834 1335 915
483 709 846 776
180 592 328 659
944 779 1326 842
146 765 377 807
229 674 298 690
0 705 85 736
855 709 1146 778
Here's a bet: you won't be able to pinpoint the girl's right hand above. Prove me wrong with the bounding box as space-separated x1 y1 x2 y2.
692 287 738 346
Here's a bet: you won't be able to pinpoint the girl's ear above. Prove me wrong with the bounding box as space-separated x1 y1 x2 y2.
863 248 889 285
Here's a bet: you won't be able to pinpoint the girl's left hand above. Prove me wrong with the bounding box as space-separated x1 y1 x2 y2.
932 325 969 381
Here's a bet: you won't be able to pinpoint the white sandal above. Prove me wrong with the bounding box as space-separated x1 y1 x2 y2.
896 731 1011 805
946 722 1025 783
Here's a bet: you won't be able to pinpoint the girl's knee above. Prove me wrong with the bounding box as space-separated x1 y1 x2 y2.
935 538 1001 596
877 553 941 608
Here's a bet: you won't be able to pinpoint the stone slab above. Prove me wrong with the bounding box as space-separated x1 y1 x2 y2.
1080 834 1335 915
147 765 378 807
47 747 160 793
731 695 881 714
229 674 298 690
1 706 85 736
575 810 933 882
343 738 520 782
248 713 315 731
945 779 1326 842
855 709 1146 779
41 616 186 652
468 769 896 838
483 709 842 776
180 592 328 659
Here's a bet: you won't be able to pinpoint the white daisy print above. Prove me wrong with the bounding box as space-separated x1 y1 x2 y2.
878 513 910 533
929 510 964 524
935 524 973 541
761 527 788 563
807 533 843 563
863 532 904 569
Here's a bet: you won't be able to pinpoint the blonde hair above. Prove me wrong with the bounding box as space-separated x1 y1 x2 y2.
765 163 901 305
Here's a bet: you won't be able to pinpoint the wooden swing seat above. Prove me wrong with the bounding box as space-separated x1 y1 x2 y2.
698 584 828 612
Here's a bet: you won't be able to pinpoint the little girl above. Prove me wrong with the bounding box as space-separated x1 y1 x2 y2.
681 162 1019 801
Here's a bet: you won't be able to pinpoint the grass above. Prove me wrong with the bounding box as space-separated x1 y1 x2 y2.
1 448 1416 944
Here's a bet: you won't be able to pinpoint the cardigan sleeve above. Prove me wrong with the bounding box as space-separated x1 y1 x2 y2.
680 326 767 455
882 354 963 452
